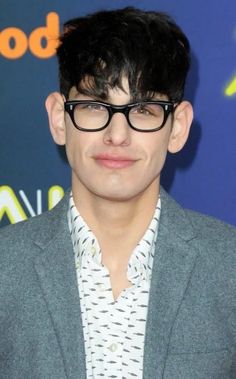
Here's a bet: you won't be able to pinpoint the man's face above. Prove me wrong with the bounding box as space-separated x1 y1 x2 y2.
47 79 192 204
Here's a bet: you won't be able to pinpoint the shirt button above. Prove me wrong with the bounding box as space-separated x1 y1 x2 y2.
90 246 96 256
98 283 106 292
108 343 118 352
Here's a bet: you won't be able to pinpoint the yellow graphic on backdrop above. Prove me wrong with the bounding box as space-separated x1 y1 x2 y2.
0 185 64 224
48 185 65 210
225 76 236 96
0 12 59 59
0 186 27 223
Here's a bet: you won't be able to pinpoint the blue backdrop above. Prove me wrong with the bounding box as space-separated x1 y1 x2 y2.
1 0 235 227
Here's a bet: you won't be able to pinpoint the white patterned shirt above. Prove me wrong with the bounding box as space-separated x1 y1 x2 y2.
68 194 161 378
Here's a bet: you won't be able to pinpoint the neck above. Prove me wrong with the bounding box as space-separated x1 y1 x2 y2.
72 178 159 256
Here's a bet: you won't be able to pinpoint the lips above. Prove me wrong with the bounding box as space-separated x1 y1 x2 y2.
94 153 137 169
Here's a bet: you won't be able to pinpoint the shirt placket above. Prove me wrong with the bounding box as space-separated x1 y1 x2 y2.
103 286 136 378
86 254 115 377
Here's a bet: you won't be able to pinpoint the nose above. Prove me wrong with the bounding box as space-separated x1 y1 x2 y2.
103 112 131 146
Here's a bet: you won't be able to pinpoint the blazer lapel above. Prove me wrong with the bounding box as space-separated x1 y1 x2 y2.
33 193 86 379
144 188 199 379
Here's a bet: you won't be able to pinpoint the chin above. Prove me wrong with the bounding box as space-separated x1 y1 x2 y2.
92 187 144 203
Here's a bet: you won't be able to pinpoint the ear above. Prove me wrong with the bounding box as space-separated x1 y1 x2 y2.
168 101 193 153
45 92 66 146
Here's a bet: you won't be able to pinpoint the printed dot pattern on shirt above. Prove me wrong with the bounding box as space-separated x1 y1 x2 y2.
68 194 161 378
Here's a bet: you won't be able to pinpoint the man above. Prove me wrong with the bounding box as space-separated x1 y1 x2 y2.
0 7 235 379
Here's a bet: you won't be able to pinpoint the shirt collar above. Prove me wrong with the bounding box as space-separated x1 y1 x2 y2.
68 193 161 284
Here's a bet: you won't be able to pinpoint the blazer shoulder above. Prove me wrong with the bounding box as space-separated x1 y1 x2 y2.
0 208 54 248
185 208 236 242
183 208 236 273
0 192 69 264
160 187 236 248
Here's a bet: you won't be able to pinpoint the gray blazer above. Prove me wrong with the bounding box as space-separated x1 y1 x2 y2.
0 188 235 379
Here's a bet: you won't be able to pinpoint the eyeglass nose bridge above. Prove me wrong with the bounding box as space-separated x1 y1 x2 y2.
107 104 131 125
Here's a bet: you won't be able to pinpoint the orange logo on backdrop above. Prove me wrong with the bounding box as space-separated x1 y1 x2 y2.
0 12 59 59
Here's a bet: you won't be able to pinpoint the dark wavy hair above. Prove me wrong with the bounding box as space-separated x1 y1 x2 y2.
57 7 190 102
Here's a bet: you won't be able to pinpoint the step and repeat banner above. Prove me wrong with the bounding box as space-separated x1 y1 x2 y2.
0 0 236 227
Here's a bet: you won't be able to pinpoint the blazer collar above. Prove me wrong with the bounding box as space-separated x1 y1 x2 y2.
144 188 198 378
33 191 86 379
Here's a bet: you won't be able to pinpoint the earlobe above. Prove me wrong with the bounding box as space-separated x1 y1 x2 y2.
45 92 66 146
168 101 193 153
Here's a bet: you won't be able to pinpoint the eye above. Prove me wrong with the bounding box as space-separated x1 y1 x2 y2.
76 102 106 112
131 104 155 116
88 103 106 111
137 105 149 114
88 103 105 111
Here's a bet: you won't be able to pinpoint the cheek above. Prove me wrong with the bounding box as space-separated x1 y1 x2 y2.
146 132 171 168
65 128 84 168
65 128 98 170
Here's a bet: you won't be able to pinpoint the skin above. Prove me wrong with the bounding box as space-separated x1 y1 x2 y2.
46 78 193 299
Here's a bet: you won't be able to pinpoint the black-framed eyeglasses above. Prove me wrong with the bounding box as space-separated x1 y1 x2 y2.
64 99 175 132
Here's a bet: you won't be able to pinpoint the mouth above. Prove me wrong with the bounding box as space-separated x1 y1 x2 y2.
94 153 137 169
